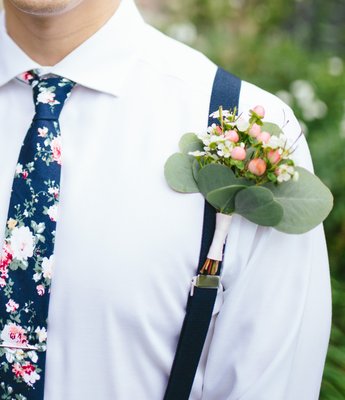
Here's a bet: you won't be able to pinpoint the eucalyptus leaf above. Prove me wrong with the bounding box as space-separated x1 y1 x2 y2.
164 153 199 193
207 185 247 214
265 166 333 233
261 122 283 136
178 132 204 154
197 163 248 197
235 186 284 226
192 159 201 181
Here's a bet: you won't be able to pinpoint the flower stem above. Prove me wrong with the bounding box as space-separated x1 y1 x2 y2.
199 213 232 276
200 258 220 275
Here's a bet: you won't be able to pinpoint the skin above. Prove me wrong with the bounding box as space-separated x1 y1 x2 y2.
3 0 121 65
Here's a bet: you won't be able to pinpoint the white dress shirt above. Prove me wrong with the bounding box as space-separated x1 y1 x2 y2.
0 0 331 399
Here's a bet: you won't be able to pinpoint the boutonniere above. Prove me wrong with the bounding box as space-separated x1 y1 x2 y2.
164 105 333 275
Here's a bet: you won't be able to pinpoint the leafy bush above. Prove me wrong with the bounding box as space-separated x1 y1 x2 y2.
138 0 345 397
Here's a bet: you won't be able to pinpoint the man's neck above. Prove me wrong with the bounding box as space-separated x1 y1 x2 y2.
3 0 121 66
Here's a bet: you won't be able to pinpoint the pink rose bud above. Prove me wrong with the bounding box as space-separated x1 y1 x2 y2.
252 105 265 118
216 125 223 135
267 149 281 164
248 158 267 176
257 131 271 143
249 123 261 138
231 146 246 160
225 130 239 142
36 285 45 296
22 72 34 81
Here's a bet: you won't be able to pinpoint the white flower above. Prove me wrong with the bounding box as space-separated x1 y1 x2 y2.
37 89 59 105
207 123 219 135
46 204 58 222
42 256 54 280
37 127 48 137
200 133 220 147
4 349 15 363
264 133 288 150
35 222 45 234
188 150 206 157
276 164 295 183
23 366 40 386
35 327 47 343
48 187 59 198
4 348 25 363
6 299 19 313
209 134 222 144
15 163 23 174
277 174 290 183
1 323 28 347
235 118 250 131
33 272 42 282
217 141 233 158
14 349 25 361
10 226 35 261
27 351 38 363
209 109 231 119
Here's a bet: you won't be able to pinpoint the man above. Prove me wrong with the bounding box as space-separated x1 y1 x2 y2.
0 0 331 399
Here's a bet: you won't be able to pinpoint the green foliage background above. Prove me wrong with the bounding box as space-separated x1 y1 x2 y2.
138 0 345 397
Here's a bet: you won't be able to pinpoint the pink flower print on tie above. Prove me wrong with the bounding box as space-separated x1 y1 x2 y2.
0 73 75 399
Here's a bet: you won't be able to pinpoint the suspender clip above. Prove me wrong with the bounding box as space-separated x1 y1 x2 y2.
190 274 220 296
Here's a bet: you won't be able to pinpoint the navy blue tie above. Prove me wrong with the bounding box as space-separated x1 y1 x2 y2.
0 72 75 399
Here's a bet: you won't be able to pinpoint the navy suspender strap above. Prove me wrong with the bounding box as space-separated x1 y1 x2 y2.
163 67 241 400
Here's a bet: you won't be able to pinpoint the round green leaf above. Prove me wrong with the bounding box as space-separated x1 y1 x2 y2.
207 185 247 214
164 153 199 193
265 166 333 233
197 163 245 197
192 159 201 181
235 186 284 226
178 132 204 154
261 122 283 136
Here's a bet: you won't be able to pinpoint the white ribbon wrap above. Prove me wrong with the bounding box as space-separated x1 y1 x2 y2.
206 213 232 261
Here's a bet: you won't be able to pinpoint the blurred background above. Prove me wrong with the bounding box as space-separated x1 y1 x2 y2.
0 0 344 398
137 1 345 398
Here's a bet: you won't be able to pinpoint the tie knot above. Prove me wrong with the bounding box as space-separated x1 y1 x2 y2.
27 73 75 121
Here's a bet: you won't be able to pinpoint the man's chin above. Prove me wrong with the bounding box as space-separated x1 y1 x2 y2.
4 0 83 17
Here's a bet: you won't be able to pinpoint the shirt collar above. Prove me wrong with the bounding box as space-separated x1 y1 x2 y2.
0 0 146 97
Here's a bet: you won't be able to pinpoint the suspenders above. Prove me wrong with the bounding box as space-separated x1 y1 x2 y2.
164 68 242 400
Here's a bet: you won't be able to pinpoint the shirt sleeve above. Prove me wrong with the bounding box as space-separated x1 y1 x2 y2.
200 96 332 400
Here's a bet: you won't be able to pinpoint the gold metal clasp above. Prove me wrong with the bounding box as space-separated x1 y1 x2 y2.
190 274 221 296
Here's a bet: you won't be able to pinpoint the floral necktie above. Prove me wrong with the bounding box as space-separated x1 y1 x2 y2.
0 72 75 399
